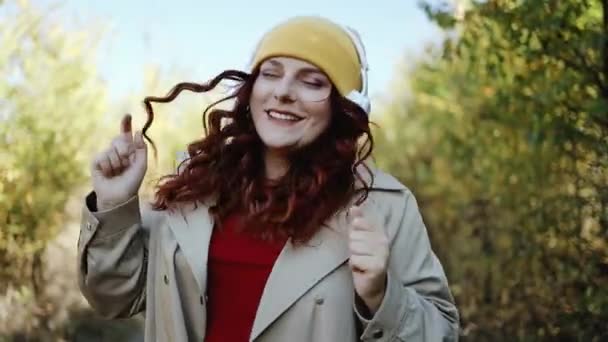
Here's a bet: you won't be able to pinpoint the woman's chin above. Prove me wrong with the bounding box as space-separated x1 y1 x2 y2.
260 137 300 152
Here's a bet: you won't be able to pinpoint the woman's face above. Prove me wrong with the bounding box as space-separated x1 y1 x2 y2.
249 57 333 154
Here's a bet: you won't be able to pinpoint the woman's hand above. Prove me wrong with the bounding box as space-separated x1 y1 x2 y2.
91 114 148 211
348 205 389 314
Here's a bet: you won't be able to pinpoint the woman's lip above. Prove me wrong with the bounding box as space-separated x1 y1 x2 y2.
265 111 303 125
265 109 304 119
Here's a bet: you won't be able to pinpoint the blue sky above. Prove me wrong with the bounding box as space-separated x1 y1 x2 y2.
34 0 444 100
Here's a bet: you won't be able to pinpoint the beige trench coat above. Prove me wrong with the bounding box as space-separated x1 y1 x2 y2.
77 168 459 341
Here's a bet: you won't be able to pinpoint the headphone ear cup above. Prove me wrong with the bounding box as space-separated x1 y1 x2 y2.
346 90 371 114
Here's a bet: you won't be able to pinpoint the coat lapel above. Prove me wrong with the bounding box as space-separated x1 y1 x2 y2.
165 200 215 292
249 167 405 341
249 209 351 341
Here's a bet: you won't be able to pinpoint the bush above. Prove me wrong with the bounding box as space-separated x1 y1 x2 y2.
375 1 608 340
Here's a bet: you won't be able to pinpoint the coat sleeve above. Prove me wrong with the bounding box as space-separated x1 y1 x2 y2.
77 191 157 319
354 189 460 342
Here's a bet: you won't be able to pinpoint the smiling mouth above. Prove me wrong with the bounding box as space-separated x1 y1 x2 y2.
265 110 304 122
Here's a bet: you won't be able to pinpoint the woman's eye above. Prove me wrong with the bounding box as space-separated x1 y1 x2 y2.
261 71 280 78
302 80 323 88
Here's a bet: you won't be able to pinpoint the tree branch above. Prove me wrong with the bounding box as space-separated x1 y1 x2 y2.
560 53 605 92
571 47 606 91
554 26 607 94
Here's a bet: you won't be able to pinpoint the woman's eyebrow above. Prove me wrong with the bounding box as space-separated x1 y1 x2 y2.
263 60 327 79
265 59 284 68
298 68 327 79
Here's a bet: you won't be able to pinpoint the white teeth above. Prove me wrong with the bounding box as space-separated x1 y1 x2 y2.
268 111 300 121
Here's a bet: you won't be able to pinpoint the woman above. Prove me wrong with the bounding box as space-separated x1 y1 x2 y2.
78 16 459 341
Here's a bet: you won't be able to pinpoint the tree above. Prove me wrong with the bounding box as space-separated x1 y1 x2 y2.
374 0 608 339
0 0 106 297
0 1 216 338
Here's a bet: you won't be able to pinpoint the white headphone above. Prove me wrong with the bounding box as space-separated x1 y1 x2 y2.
341 25 371 114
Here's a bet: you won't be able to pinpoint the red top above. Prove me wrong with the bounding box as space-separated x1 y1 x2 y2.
205 212 287 342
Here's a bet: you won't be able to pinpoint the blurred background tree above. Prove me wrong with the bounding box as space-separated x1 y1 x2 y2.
0 0 106 296
0 0 108 336
374 0 608 340
0 1 212 338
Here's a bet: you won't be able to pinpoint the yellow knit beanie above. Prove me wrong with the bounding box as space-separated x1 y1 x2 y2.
250 16 363 97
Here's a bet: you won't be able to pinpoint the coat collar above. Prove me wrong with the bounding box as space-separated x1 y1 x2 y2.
356 164 406 192
164 166 405 339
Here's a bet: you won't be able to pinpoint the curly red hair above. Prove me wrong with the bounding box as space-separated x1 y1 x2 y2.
141 68 373 244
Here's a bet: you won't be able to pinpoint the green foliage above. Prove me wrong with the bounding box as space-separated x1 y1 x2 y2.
375 0 608 340
0 0 215 295
0 1 107 294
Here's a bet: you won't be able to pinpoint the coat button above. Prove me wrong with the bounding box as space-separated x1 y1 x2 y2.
371 329 383 339
163 275 169 284
315 297 324 305
86 222 93 230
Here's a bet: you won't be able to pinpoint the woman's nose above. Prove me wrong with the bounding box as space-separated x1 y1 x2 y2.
272 77 296 102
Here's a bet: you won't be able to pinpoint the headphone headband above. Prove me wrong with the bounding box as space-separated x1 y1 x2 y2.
342 25 369 97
